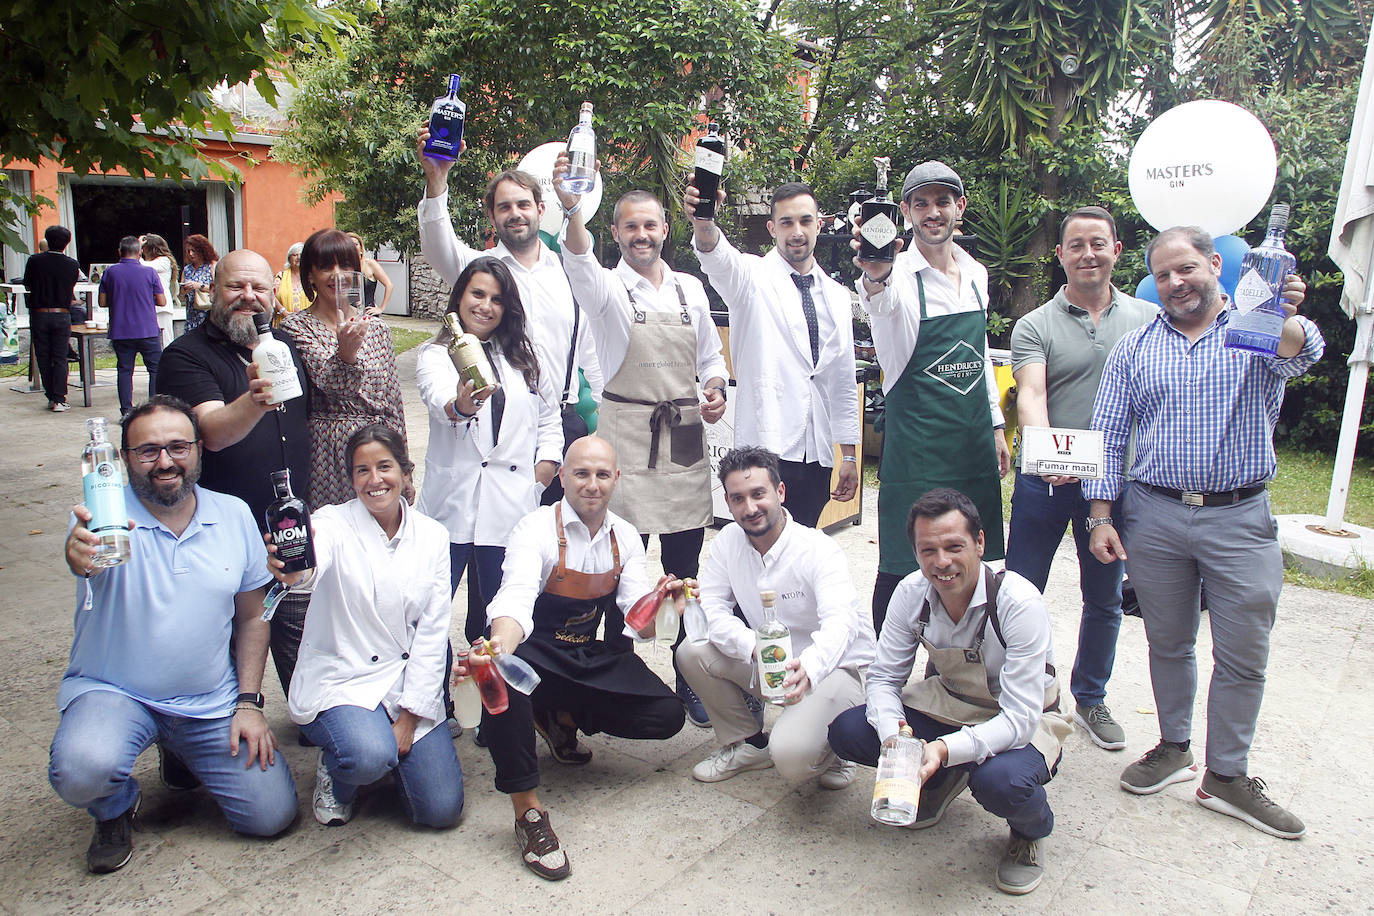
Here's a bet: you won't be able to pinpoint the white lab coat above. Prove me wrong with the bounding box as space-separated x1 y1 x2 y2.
415 341 563 546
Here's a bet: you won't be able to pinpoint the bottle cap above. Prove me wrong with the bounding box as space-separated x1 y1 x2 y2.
253 311 272 335
1269 203 1290 231
708 121 720 132
759 589 777 605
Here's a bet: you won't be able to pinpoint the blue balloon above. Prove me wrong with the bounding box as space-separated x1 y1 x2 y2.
1213 234 1248 300
1135 274 1159 304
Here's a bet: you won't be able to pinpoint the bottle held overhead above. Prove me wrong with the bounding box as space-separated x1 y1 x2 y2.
692 121 727 220
560 102 597 194
423 73 467 162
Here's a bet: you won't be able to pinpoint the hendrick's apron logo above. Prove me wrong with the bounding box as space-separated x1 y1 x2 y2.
923 341 985 395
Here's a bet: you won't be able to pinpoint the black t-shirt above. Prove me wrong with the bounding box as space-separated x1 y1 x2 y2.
22 251 80 310
158 321 314 531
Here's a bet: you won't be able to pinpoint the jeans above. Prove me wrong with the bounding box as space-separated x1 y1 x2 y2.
449 543 506 645
300 704 463 828
48 690 297 834
1005 472 1125 707
30 310 71 404
111 336 162 412
828 705 1055 839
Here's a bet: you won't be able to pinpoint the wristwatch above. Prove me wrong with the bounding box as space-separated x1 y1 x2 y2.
1084 516 1114 531
235 692 265 709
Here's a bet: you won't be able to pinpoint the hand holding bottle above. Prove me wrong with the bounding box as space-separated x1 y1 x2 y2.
850 218 905 280
551 152 602 214
243 361 276 412
781 658 811 705
262 529 316 588
683 182 726 221
64 504 132 578
918 737 949 783
416 123 467 197
453 376 490 418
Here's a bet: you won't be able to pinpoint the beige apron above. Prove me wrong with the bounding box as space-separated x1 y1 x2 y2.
599 284 713 534
900 568 1073 769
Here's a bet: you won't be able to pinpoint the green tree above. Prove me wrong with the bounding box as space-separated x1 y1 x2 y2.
275 0 803 256
0 0 353 252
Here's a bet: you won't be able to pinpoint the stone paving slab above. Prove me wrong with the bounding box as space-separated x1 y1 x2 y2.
0 319 1369 912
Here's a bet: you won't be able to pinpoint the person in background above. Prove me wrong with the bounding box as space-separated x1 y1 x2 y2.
274 242 310 326
22 224 80 412
346 232 394 317
180 234 219 333
100 236 165 416
140 234 178 348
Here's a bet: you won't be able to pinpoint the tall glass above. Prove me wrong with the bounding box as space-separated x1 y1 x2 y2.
337 270 365 315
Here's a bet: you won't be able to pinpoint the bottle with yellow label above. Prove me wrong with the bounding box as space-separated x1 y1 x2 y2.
871 721 924 825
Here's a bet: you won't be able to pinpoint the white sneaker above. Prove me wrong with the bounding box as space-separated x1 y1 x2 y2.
312 751 354 826
692 740 774 783
818 752 856 790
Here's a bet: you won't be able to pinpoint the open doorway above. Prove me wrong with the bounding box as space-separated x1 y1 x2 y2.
70 182 207 274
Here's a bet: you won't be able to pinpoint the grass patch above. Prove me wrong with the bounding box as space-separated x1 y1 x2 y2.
390 327 432 355
1283 564 1374 599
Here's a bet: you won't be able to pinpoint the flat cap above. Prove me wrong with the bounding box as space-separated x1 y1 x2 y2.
900 160 964 200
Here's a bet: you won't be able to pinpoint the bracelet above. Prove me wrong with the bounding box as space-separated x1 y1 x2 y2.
234 704 262 713
863 271 892 288
562 201 582 219
841 456 857 463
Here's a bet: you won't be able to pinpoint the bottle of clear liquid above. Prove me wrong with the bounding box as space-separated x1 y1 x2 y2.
560 102 597 194
654 593 680 654
251 313 303 405
682 583 710 646
422 73 467 162
692 121 726 220
871 721 924 826
264 469 315 575
488 640 542 695
82 417 130 568
1225 203 1298 356
858 156 900 263
754 589 792 705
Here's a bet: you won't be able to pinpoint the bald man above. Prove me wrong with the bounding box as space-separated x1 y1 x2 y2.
158 249 314 698
460 436 685 880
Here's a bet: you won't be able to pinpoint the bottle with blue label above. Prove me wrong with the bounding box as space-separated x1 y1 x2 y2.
82 417 130 567
1225 203 1297 356
422 73 466 162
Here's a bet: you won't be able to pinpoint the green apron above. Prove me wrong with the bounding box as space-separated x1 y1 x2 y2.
878 274 1005 575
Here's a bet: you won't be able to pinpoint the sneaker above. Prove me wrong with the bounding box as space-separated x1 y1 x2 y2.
817 752 855 790
1074 703 1126 751
87 793 138 874
312 751 354 826
515 808 571 880
678 681 711 728
743 691 765 732
473 725 487 748
157 744 201 792
447 716 463 739
50 401 70 412
910 770 970 829
532 707 592 765
692 740 774 783
1195 771 1306 839
996 831 1043 895
1120 741 1198 795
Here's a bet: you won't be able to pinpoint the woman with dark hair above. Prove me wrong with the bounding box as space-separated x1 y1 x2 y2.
179 234 218 333
282 228 406 508
416 256 561 642
268 423 462 829
139 234 178 346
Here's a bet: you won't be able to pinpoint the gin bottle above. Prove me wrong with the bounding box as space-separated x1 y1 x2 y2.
682 583 710 646
444 313 498 395
422 74 467 162
251 312 303 405
871 721 924 826
754 589 792 705
1225 203 1298 356
858 157 900 263
560 102 597 194
692 121 726 220
264 469 315 574
82 417 130 567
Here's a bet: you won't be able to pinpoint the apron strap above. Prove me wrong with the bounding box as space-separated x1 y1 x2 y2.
916 272 928 320
609 528 622 580
624 286 646 324
673 280 692 324
553 502 570 583
977 567 1057 679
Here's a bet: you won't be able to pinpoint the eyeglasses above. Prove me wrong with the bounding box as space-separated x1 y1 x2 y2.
124 440 197 463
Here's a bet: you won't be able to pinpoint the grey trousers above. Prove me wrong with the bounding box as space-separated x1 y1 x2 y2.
675 639 865 781
1120 483 1282 776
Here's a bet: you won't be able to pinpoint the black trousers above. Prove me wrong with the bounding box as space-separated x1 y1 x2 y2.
778 458 834 529
540 404 590 506
640 526 705 682
30 311 71 404
871 569 903 638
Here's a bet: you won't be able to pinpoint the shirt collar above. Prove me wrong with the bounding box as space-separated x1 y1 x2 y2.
614 258 672 292
1052 284 1126 316
757 510 798 564
901 242 975 280
129 484 218 537
492 239 559 273
558 497 616 546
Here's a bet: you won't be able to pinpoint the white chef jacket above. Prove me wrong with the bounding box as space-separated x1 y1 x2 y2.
485 499 651 643
561 245 727 385
288 500 452 742
693 235 860 465
856 245 1004 425
414 341 563 545
418 190 603 404
864 564 1055 767
698 511 876 688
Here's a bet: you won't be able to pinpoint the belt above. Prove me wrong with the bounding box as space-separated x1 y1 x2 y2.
1142 482 1266 507
34 307 69 313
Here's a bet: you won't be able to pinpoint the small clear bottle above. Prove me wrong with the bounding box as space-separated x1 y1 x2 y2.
871 721 924 826
82 417 130 568
560 102 597 193
654 593 680 654
682 583 710 646
754 589 792 705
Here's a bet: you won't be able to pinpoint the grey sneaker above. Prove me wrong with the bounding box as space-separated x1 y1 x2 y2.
87 793 138 874
1195 771 1306 839
692 740 774 782
1074 703 1126 751
996 832 1043 895
515 808 570 880
817 752 856 790
911 770 970 829
312 751 354 826
1120 741 1198 795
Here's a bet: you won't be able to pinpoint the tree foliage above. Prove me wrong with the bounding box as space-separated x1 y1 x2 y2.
0 0 354 252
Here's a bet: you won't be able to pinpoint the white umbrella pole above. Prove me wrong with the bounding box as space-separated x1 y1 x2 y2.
1323 288 1374 532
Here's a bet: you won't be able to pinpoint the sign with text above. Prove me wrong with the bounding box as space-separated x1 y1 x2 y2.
1021 426 1105 479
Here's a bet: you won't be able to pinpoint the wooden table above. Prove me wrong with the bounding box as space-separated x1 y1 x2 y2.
69 325 110 408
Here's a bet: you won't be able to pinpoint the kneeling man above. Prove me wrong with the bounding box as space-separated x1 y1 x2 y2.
828 488 1070 896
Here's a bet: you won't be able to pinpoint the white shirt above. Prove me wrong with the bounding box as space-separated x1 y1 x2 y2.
561 245 727 385
693 236 860 465
865 565 1055 767
856 245 1003 425
414 341 563 545
141 256 174 313
288 500 452 742
418 190 603 404
698 512 876 687
484 499 651 643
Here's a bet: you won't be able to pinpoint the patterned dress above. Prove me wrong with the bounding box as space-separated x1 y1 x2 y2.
182 262 215 332
281 311 407 508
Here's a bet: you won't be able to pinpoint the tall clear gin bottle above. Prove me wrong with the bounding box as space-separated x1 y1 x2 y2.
560 102 597 193
871 721 924 826
82 417 130 567
754 589 792 705
423 73 466 162
1225 203 1298 356
859 157 900 262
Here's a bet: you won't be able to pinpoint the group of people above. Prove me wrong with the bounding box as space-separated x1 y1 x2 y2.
48 142 1321 898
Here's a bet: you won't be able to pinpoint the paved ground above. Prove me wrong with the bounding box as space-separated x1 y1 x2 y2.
0 318 1370 913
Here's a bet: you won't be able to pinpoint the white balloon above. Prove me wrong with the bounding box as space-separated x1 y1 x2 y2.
516 141 603 238
1128 100 1277 237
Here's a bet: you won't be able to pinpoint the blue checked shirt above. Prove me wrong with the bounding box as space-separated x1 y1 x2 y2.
1083 306 1323 502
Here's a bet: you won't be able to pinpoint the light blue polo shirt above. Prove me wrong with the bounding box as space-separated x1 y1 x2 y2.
59 485 272 718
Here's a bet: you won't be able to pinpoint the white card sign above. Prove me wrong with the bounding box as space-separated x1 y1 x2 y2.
1020 426 1105 478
